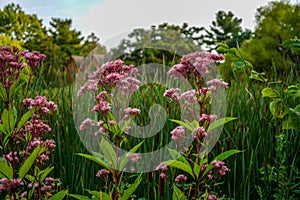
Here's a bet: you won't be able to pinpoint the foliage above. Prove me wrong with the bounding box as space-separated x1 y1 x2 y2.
0 46 62 199
201 10 252 52
241 1 300 74
110 23 202 66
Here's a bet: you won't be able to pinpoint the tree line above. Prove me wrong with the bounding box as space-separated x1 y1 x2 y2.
0 1 299 84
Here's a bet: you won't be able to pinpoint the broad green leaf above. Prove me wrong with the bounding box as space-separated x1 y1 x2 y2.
68 194 91 200
262 87 279 98
19 145 44 179
100 138 117 168
0 83 7 102
120 174 142 200
164 160 195 178
207 117 237 133
203 150 241 177
269 99 289 118
172 184 187 200
17 109 35 132
77 153 111 172
0 159 13 179
48 190 68 200
85 189 106 199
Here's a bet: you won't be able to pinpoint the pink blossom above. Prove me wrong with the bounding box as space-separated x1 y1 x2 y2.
207 78 228 89
124 107 140 115
79 118 95 131
127 153 140 163
200 114 218 123
160 173 167 179
164 88 181 103
192 127 207 140
175 174 187 183
96 169 110 177
156 163 167 171
93 101 111 112
170 126 185 140
207 194 218 200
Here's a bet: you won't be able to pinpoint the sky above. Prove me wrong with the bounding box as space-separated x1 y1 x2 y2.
0 0 298 49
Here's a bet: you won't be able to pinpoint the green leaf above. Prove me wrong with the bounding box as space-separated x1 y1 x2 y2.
249 70 268 82
100 138 117 168
120 174 142 200
207 117 237 133
25 174 35 182
19 145 44 179
164 160 195 178
77 153 111 172
38 166 54 182
262 87 279 98
1 107 15 134
0 159 13 179
269 99 289 118
169 119 198 132
232 60 252 71
287 85 300 97
0 83 7 102
84 189 110 199
167 148 190 166
68 194 91 200
119 141 144 170
203 150 242 177
172 184 187 200
48 190 68 200
0 124 7 134
17 109 35 132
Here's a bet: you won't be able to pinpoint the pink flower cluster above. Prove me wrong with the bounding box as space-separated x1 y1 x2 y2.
23 96 57 112
175 174 187 183
211 161 229 176
156 163 168 179
164 88 181 103
207 78 228 89
124 107 141 115
0 46 45 89
79 118 95 131
170 126 185 140
192 127 207 141
200 114 218 123
167 52 224 78
96 169 110 178
127 153 140 163
0 178 22 191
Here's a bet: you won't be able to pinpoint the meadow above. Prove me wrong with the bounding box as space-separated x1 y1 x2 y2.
1 44 298 200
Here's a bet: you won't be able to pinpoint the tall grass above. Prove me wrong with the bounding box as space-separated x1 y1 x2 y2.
26 60 300 199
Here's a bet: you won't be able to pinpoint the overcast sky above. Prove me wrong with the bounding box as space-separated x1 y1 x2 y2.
0 0 298 48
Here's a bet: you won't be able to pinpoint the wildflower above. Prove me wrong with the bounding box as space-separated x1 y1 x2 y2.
170 126 185 140
127 153 140 163
211 160 225 168
181 89 196 105
160 173 167 179
124 107 140 115
156 163 167 171
207 194 218 200
96 169 110 177
79 118 95 131
175 175 187 183
192 127 207 140
207 78 228 89
93 101 111 112
164 88 181 103
200 114 217 123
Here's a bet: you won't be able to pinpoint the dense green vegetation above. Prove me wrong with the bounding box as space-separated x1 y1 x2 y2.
0 0 299 199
